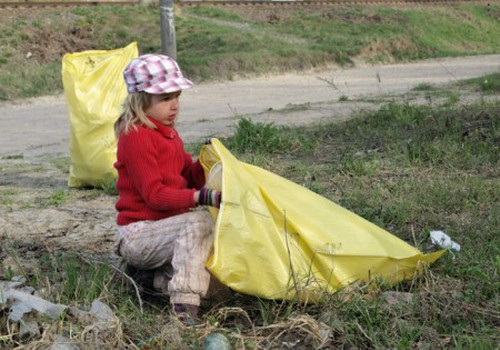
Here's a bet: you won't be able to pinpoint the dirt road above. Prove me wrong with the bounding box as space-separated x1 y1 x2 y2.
1 54 499 158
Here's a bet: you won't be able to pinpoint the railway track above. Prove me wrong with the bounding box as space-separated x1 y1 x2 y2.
0 0 493 8
182 0 492 5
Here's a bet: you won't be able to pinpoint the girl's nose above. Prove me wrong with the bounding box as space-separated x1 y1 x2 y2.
171 97 179 109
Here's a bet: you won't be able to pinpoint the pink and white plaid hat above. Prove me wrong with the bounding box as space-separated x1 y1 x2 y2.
123 54 193 94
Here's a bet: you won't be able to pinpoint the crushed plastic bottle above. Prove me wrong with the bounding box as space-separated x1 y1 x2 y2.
430 230 461 252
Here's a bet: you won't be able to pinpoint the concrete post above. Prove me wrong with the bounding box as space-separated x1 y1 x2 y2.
159 0 177 59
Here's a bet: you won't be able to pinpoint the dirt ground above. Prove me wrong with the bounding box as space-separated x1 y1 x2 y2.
0 3 110 260
1 54 500 275
0 7 103 63
0 154 117 264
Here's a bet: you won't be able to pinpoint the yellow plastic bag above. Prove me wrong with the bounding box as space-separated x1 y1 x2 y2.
200 139 444 301
62 42 138 187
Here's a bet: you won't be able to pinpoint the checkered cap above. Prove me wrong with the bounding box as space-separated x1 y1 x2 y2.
123 54 193 94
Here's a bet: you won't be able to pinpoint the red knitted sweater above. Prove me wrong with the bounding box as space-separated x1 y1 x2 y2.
114 117 205 225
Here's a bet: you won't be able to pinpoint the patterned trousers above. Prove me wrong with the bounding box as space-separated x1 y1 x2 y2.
115 210 214 306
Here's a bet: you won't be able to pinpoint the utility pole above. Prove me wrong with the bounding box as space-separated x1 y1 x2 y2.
159 0 177 59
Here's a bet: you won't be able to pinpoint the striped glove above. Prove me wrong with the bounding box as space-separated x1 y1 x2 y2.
198 187 221 208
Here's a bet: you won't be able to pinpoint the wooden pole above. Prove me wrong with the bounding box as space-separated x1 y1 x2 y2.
159 0 177 59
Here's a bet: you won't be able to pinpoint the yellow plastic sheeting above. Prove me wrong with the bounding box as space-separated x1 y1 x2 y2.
62 42 138 187
199 139 445 301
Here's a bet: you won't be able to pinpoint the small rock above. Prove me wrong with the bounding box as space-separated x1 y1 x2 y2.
90 299 115 323
19 319 41 340
89 299 119 333
203 332 231 350
50 335 79 350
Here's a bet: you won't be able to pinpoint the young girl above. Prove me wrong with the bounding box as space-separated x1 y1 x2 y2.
113 54 221 324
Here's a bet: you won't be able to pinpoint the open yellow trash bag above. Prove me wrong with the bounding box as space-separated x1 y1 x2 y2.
62 42 138 187
199 139 445 301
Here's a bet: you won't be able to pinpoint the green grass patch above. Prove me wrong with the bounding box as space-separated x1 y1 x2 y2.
403 6 499 58
412 82 435 91
40 189 68 207
1 154 23 160
0 4 499 99
225 117 316 156
227 102 498 285
2 100 498 348
459 72 500 92
99 178 119 196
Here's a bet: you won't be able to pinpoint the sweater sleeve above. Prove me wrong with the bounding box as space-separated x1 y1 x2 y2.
121 131 197 211
182 153 206 190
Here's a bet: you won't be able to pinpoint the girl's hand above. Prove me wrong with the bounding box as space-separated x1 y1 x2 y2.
196 187 221 208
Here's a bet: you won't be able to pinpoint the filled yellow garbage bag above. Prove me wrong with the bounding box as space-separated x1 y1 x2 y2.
199 139 445 301
62 42 138 187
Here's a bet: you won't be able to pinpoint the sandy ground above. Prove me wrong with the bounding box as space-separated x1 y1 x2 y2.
0 54 499 258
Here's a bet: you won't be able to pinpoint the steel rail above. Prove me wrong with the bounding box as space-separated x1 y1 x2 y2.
0 0 493 8
182 0 491 5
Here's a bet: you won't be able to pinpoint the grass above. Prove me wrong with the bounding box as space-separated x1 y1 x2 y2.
0 3 499 100
460 72 500 93
0 4 499 347
225 117 315 155
2 83 498 347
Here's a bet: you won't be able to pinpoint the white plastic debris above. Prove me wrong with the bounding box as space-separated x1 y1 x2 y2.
1 280 119 345
430 230 461 252
1 282 68 321
5 288 68 321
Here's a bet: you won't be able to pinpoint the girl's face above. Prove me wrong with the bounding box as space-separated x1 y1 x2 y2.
144 91 181 125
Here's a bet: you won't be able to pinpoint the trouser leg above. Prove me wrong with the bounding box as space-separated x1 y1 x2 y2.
117 210 214 306
168 211 214 305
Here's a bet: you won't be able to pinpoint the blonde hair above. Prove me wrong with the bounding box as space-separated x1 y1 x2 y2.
114 92 157 138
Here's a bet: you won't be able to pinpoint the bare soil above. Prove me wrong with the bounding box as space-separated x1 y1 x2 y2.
0 8 96 63
0 154 116 264
1 49 499 276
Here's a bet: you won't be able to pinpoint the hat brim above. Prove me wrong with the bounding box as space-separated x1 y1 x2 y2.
142 77 194 94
